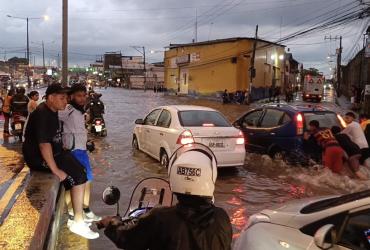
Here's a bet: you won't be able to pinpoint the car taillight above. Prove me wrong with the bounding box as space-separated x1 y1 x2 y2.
96 120 101 125
337 114 347 128
176 130 194 145
236 131 245 145
296 113 304 135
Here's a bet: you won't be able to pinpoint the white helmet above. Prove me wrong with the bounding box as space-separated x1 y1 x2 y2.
168 143 217 198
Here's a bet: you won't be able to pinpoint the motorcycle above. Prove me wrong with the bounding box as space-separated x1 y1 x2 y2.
88 96 107 137
100 177 174 224
91 117 107 137
10 112 26 140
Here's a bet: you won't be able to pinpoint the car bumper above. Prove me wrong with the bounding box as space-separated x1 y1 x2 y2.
214 145 246 167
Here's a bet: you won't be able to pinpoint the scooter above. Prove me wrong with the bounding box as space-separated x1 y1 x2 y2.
88 96 107 137
100 177 174 223
91 117 107 137
10 112 26 141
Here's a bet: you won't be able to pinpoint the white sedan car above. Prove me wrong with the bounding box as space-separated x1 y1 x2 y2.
132 105 246 168
235 190 370 250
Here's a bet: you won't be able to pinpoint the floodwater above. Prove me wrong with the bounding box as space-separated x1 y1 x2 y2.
56 88 370 249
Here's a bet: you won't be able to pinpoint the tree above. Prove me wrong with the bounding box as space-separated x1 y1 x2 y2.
302 67 321 76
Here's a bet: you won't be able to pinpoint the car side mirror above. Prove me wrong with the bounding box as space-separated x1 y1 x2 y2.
102 186 121 206
135 119 144 125
233 120 241 129
314 224 336 250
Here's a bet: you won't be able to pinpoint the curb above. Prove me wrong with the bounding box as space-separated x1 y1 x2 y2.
45 187 65 250
0 170 60 250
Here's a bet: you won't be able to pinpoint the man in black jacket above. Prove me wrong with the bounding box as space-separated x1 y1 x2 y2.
97 144 232 250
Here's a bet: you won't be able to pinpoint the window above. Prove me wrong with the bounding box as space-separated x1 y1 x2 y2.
144 109 161 126
282 113 292 124
242 110 263 128
260 109 285 128
156 110 171 128
300 212 347 237
178 111 231 127
339 209 370 250
303 112 340 129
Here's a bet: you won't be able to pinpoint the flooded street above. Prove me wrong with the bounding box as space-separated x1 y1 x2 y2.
56 88 370 249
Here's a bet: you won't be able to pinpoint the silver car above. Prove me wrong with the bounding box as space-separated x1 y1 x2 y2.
235 190 370 250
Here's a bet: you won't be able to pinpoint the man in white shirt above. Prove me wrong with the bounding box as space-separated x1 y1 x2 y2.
59 84 101 224
342 112 370 167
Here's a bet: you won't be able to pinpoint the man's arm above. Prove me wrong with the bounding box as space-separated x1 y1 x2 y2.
101 211 156 250
39 143 67 181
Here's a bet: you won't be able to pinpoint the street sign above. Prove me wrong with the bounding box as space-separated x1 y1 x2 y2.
365 85 370 95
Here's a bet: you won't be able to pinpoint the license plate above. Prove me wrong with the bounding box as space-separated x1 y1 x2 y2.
95 125 102 132
209 140 225 148
15 123 22 130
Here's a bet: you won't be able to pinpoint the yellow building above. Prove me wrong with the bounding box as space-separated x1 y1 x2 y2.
164 37 286 97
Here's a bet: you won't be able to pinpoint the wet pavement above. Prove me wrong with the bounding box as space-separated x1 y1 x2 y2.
54 88 370 249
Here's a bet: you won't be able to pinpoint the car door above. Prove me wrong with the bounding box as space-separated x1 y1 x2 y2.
258 109 289 152
237 109 264 152
142 109 162 154
150 109 172 158
336 208 370 250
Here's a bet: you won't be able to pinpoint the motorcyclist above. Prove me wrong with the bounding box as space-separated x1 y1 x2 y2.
97 143 233 250
87 91 104 123
10 87 29 117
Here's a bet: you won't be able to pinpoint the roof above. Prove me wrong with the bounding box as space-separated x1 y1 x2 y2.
261 103 331 113
167 37 285 49
158 105 216 112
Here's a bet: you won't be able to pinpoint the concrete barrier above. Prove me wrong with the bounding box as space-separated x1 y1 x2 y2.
0 169 60 250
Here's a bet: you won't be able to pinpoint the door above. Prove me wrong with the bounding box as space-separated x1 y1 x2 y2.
336 208 370 250
150 109 172 158
179 69 189 95
258 109 288 152
142 109 162 153
239 109 264 151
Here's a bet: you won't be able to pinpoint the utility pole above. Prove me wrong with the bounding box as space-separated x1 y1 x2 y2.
195 9 198 43
62 0 68 87
42 41 45 73
26 17 30 87
143 46 146 91
249 25 259 103
324 35 342 95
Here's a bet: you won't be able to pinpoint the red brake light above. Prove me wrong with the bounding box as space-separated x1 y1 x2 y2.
296 113 304 135
236 131 245 145
177 130 195 145
202 123 215 127
96 120 101 125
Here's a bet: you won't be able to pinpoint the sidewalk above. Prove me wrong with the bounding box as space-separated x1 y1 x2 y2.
0 121 61 249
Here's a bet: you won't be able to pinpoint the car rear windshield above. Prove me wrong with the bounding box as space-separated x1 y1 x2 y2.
301 189 370 214
178 110 231 127
303 112 340 129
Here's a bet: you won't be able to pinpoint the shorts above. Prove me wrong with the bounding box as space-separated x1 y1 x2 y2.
323 146 344 174
71 149 94 181
26 151 87 190
359 148 370 165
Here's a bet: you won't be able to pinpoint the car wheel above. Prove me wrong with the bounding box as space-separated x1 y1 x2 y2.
160 150 169 168
132 135 139 150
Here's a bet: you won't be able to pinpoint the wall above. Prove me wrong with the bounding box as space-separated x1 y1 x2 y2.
342 49 370 97
164 39 285 98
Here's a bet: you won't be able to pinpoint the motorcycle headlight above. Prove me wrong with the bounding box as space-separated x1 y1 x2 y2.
246 213 270 229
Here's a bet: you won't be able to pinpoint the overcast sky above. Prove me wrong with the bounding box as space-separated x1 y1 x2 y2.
0 0 369 76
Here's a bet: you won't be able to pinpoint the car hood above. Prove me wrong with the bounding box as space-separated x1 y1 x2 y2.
260 195 338 228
